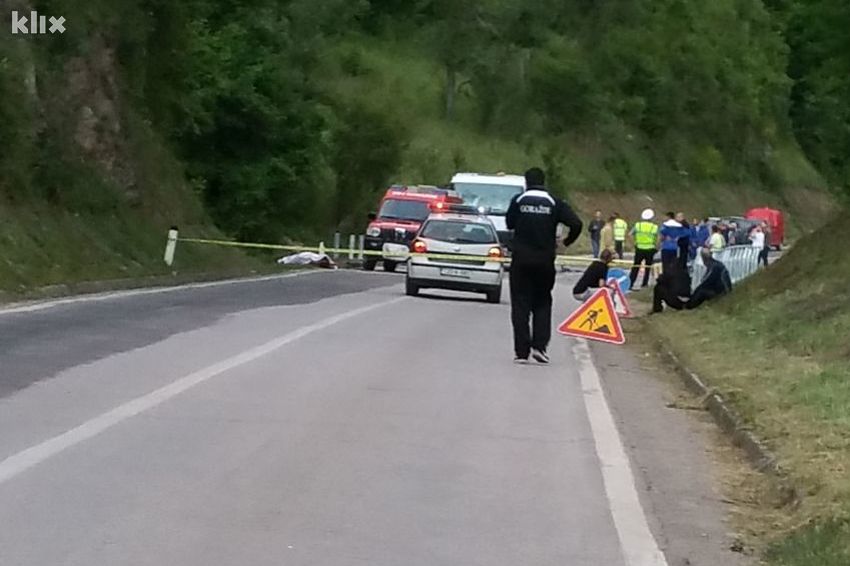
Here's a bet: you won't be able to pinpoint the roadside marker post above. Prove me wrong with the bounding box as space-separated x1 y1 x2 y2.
348 235 356 260
164 227 179 266
558 288 625 345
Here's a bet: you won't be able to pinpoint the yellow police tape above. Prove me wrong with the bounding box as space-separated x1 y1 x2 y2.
177 236 655 271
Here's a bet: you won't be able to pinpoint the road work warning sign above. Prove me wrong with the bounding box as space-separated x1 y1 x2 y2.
558 288 626 345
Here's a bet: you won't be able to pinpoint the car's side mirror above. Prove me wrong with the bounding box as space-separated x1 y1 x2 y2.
367 212 377 221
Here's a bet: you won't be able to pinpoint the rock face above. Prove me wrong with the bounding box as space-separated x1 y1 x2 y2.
63 39 137 198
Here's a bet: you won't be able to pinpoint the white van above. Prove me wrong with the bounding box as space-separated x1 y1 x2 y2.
448 172 526 245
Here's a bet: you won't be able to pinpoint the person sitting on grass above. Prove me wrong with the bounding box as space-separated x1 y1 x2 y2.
652 260 692 313
653 249 732 313
573 249 615 302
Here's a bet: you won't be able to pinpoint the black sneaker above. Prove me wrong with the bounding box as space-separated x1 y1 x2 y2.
513 356 529 365
531 348 550 365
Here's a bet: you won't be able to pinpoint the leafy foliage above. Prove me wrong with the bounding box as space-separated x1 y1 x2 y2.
0 0 845 245
785 0 850 191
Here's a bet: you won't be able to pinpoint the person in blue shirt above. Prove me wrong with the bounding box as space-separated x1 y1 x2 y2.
659 212 684 273
688 217 701 260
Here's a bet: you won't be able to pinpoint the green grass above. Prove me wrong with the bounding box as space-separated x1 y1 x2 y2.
648 212 850 564
766 520 850 566
0 201 258 296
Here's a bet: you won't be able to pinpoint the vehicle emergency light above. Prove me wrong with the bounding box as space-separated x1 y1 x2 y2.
412 240 427 254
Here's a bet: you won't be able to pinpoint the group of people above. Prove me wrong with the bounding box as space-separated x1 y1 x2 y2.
587 209 772 285
579 207 776 315
503 168 768 364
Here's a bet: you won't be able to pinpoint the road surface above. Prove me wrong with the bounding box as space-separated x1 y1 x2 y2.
0 270 744 565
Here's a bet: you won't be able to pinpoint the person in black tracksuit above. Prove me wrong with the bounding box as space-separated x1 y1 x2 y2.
506 168 583 364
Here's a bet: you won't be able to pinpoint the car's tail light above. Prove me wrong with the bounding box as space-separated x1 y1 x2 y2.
412 240 427 254
433 201 445 211
488 246 503 259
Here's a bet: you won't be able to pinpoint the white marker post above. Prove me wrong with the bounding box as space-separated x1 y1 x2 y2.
348 235 355 260
358 235 365 261
164 227 179 266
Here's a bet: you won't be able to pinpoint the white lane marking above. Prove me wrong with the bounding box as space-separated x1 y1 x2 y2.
0 296 405 485
0 270 330 316
573 340 669 566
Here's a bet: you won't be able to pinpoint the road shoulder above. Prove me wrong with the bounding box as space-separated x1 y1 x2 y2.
589 339 753 566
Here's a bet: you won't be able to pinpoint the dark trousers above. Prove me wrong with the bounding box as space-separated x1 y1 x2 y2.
590 237 600 258
677 242 689 269
654 285 720 312
510 261 556 358
660 249 678 273
629 248 656 288
758 247 769 267
653 282 687 312
686 288 721 310
614 240 624 259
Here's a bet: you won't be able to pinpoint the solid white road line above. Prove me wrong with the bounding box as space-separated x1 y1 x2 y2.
573 340 669 566
0 270 329 316
0 296 405 485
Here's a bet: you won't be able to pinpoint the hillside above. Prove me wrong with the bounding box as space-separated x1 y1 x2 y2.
0 0 845 292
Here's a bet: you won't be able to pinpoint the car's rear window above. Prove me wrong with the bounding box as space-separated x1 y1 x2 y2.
421 220 497 244
378 199 431 221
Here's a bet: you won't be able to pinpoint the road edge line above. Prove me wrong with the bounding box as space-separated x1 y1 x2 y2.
573 339 670 566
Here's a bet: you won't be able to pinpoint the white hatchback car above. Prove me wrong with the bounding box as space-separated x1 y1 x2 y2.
406 211 504 303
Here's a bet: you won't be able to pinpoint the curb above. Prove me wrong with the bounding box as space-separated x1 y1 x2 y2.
657 342 802 508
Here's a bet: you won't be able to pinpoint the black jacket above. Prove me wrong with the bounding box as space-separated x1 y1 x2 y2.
696 259 732 296
506 186 583 263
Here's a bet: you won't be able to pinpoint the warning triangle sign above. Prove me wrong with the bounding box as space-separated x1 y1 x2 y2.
558 288 626 345
607 278 633 318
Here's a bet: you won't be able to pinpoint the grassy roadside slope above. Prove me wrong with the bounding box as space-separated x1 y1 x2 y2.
648 211 850 564
0 203 258 297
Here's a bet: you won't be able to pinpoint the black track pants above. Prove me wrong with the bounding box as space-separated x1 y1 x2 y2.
510 261 556 358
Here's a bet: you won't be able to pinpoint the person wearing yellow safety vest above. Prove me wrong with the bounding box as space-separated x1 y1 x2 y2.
612 213 628 259
629 209 659 289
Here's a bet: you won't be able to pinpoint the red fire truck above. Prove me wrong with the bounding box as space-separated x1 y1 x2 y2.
363 186 463 271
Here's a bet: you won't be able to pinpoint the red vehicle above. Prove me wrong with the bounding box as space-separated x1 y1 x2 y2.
745 207 785 250
363 185 463 272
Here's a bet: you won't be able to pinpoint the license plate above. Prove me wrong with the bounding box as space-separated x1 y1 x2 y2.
382 243 409 258
440 268 471 279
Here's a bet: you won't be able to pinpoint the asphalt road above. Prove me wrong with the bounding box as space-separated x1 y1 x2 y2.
0 270 744 566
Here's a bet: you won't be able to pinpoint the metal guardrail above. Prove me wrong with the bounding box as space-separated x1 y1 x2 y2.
691 245 760 291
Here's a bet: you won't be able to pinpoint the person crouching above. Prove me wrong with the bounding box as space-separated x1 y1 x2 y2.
573 250 615 301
